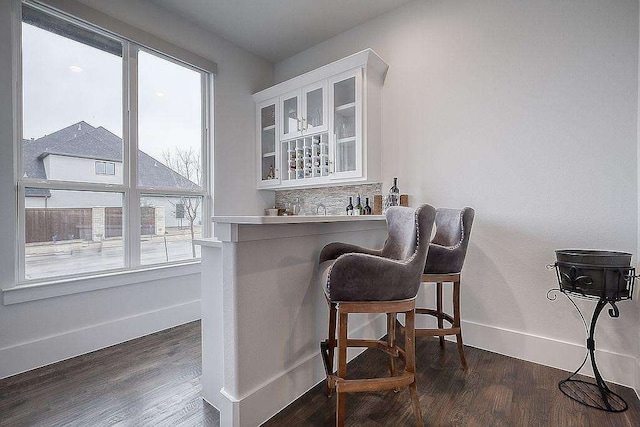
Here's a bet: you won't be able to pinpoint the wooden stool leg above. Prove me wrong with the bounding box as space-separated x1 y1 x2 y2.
387 312 397 378
453 280 467 369
337 310 348 427
326 302 337 396
405 308 423 426
436 282 444 347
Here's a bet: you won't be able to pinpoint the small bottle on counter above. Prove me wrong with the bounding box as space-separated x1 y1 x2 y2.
354 194 364 216
292 196 301 215
346 197 354 215
389 177 400 207
364 197 372 215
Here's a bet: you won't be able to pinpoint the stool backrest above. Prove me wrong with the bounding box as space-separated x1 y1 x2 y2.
322 204 436 302
387 205 437 296
432 209 461 247
382 205 437 288
424 207 475 275
431 207 474 249
382 206 419 260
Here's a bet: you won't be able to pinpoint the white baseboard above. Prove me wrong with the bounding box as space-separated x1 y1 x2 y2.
0 299 201 380
220 313 387 427
461 319 637 389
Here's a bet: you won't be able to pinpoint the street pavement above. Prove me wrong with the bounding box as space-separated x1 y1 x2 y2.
25 239 200 280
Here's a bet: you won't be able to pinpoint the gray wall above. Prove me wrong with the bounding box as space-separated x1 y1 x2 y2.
0 0 273 378
276 0 640 386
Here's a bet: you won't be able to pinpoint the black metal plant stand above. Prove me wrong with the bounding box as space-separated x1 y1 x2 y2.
557 296 627 412
549 259 635 413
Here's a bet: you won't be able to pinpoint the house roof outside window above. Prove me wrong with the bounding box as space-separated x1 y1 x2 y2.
23 121 200 197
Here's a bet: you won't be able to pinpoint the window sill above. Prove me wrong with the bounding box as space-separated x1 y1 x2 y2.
2 262 201 305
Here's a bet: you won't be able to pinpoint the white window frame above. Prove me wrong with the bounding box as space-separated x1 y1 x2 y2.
95 161 106 175
15 0 214 285
95 161 116 175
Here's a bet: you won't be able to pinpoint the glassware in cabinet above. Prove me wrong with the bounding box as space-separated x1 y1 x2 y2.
281 93 301 140
330 71 360 178
259 102 278 183
302 82 328 134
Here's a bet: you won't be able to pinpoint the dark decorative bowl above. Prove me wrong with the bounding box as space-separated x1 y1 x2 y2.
555 250 633 301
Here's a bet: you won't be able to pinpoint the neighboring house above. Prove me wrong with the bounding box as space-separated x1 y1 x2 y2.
24 121 201 234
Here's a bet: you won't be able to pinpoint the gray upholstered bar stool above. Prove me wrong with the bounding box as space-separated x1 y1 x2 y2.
319 204 436 427
416 207 475 368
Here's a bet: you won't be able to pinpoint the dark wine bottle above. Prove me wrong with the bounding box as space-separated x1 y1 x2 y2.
346 197 354 215
364 197 372 215
354 194 364 216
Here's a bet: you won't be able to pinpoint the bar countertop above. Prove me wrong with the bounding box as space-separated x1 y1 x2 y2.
211 214 386 225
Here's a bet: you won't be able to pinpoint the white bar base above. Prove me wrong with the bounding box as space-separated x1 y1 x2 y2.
198 218 387 426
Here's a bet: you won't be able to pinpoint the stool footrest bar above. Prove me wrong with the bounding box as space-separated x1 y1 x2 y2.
416 327 460 337
336 372 415 393
415 308 455 325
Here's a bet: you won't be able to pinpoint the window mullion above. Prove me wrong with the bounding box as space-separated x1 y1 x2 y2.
202 73 212 239
125 42 141 268
19 179 126 193
136 187 206 197
16 185 26 284
15 0 24 285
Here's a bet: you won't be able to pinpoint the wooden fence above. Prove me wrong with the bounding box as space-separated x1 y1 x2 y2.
25 208 92 243
104 207 155 238
26 207 156 243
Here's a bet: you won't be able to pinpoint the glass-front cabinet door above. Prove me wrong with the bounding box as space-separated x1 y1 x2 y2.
280 90 302 140
258 99 280 187
302 81 328 134
330 69 362 179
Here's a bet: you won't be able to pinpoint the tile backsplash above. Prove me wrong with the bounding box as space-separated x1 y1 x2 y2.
275 183 382 216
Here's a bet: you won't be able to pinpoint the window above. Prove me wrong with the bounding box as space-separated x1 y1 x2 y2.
175 203 185 219
95 161 116 175
19 2 212 282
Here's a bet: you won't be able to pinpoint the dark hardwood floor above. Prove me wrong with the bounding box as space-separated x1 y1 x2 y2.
0 321 218 427
265 328 640 427
1 320 639 426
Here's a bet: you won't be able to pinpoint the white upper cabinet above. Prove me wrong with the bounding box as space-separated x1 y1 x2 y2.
254 49 388 190
280 90 301 140
329 69 362 180
302 81 328 135
279 81 328 140
257 99 280 187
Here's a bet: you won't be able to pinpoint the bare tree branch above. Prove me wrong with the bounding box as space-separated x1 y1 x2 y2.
161 148 202 258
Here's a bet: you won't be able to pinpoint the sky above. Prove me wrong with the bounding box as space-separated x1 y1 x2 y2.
22 23 202 165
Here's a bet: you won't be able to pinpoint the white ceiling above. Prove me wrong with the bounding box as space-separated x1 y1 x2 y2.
148 0 413 63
